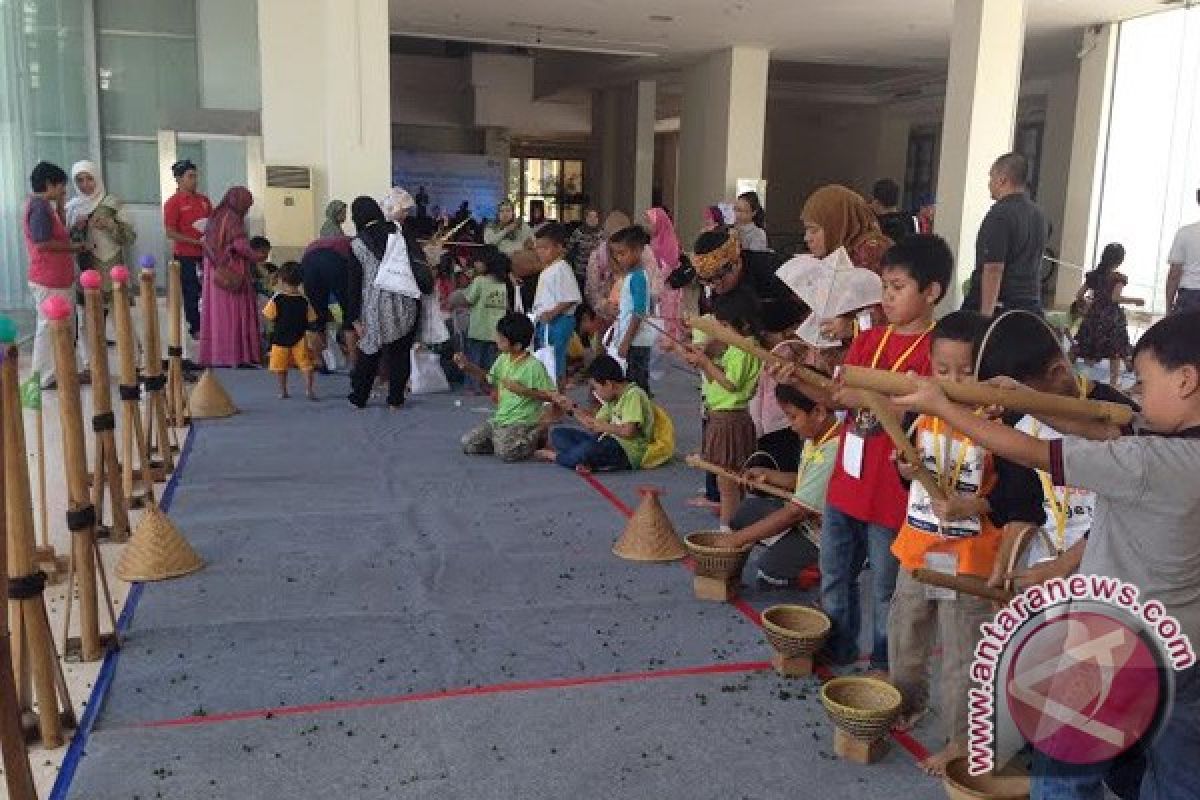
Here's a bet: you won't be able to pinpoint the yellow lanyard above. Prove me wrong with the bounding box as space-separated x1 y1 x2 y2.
797 424 839 486
930 419 972 492
1029 418 1067 552
870 324 934 372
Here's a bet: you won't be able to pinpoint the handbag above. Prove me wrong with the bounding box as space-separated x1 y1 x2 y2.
214 262 245 291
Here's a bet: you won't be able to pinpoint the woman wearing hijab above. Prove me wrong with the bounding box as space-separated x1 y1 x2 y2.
644 207 681 338
199 186 263 368
66 160 135 293
800 183 894 345
346 196 425 409
321 199 347 237
801 184 893 273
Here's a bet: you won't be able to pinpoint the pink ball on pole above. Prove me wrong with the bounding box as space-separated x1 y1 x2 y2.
41 294 73 322
80 269 103 290
110 265 130 284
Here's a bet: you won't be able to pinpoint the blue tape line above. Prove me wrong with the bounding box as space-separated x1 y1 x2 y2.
48 424 198 800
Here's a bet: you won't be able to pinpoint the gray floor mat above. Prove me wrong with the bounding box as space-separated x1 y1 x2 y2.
68 366 947 799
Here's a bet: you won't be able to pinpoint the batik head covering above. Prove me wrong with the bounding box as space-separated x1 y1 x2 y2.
691 232 740 280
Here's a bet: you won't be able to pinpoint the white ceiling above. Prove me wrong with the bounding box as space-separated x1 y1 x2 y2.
389 0 1168 68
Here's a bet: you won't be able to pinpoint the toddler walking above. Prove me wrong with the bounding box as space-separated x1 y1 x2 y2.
262 261 318 400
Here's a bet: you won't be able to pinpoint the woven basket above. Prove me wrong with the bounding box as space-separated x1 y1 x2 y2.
820 676 902 742
943 757 1030 800
683 531 751 580
115 507 204 582
761 605 831 658
189 369 237 419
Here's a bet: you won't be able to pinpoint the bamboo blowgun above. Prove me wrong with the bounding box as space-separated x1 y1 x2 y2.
684 314 831 391
836 365 1132 426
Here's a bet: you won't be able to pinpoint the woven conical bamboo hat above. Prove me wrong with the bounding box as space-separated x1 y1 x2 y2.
613 487 686 562
116 507 204 582
189 369 237 418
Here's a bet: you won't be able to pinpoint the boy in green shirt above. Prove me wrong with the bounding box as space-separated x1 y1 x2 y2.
454 312 557 462
538 355 652 471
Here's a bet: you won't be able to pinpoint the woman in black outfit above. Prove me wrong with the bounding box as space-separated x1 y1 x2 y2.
346 196 428 409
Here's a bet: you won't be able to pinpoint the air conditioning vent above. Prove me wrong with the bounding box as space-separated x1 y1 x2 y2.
266 165 311 189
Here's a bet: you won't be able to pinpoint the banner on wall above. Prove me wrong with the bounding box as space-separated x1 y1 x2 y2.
392 152 505 221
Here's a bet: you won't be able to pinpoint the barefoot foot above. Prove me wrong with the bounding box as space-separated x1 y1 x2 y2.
532 448 557 463
918 741 966 777
892 707 929 733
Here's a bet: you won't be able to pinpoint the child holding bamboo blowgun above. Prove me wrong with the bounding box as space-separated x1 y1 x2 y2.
671 288 762 530
886 310 1045 777
770 234 952 673
972 310 1137 593
894 310 1200 800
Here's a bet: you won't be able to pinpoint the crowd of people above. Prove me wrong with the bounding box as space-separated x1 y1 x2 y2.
18 149 1200 799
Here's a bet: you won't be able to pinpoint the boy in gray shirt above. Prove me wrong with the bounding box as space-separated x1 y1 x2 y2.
897 310 1200 800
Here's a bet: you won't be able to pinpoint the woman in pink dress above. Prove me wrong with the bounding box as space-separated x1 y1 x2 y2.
199 186 262 367
643 207 681 339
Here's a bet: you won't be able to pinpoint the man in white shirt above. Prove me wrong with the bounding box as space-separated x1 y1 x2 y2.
1167 189 1200 313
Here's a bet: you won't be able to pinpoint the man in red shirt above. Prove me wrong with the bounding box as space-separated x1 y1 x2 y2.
163 159 211 366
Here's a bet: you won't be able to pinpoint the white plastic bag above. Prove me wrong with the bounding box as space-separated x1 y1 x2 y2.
409 347 450 394
417 292 449 345
532 322 558 384
601 324 627 372
374 233 422 298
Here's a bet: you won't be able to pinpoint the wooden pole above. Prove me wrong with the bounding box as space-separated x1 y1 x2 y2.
686 314 833 391
111 271 156 507
837 364 1133 426
0 348 40 800
139 270 174 476
3 346 73 747
83 275 130 542
165 260 189 427
857 390 949 505
45 299 105 661
683 455 820 514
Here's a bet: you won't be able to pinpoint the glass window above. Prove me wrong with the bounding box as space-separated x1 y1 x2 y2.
1096 7 1200 311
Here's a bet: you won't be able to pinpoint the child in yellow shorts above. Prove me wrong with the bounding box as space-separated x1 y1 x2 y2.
262 262 318 400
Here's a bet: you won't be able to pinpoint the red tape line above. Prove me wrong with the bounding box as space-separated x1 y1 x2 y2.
577 471 933 766
125 660 772 730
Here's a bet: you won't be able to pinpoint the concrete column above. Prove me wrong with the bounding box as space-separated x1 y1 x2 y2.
677 46 770 247
591 80 655 217
932 0 1027 306
1039 67 1080 259
259 0 390 232
483 127 511 200
1058 24 1119 303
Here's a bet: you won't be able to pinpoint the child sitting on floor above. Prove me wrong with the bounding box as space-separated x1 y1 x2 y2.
886 310 1043 776
538 354 652 471
454 312 557 462
262 261 318 400
895 310 1200 800
725 381 838 591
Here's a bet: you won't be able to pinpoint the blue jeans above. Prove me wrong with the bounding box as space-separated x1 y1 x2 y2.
818 506 899 669
536 314 575 383
1032 664 1199 800
549 427 630 471
465 338 498 391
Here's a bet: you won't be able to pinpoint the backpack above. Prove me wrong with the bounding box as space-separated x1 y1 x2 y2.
641 403 675 469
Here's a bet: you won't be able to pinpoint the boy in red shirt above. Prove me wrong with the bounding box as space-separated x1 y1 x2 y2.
819 234 954 670
162 159 211 364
